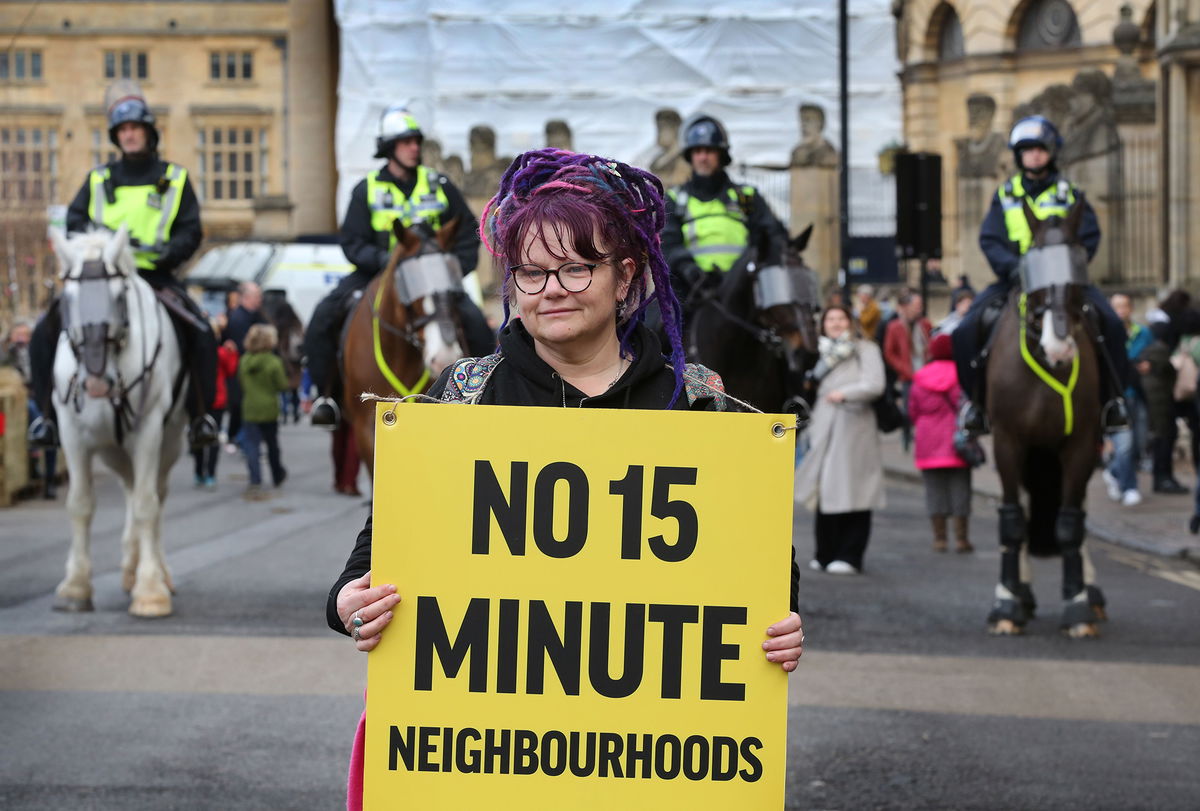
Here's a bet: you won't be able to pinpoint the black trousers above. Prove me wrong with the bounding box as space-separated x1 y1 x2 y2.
29 271 216 423
814 510 872 570
303 270 496 399
951 280 1130 402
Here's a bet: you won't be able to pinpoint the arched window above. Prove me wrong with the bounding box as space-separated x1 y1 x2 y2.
938 7 965 61
1016 0 1081 51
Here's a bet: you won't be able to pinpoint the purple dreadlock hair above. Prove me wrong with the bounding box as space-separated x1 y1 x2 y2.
480 148 687 406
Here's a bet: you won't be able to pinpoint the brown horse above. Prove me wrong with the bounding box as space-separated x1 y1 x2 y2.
985 199 1106 638
341 220 468 476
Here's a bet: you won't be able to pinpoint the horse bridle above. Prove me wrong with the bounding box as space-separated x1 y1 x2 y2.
62 259 131 378
375 251 467 352
686 263 813 367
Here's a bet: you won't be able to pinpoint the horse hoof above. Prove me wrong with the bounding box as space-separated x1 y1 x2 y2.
53 596 95 612
129 596 173 618
1064 622 1099 639
989 619 1024 636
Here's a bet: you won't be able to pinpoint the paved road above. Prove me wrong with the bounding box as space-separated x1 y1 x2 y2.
1 423 1198 809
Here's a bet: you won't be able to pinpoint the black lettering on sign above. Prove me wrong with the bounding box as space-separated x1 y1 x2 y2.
648 603 699 699
541 730 568 776
588 603 646 698
625 732 654 779
496 599 520 694
456 728 482 774
609 465 700 562
472 461 527 555
526 600 583 696
654 734 681 779
711 736 738 781
413 596 490 692
513 729 539 775
739 737 764 782
598 732 624 778
700 605 747 701
418 725 439 772
532 462 589 558
390 725 414 771
647 466 699 561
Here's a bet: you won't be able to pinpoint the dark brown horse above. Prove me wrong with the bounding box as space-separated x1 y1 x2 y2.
687 227 820 414
986 199 1105 638
342 220 468 476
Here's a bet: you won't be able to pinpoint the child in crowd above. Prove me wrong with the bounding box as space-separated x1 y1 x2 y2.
238 324 289 499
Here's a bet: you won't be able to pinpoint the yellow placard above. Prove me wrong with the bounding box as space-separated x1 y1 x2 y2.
367 404 794 808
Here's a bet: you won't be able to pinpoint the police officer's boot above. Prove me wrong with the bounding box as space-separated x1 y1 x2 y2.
28 415 60 448
310 396 340 429
189 414 220 450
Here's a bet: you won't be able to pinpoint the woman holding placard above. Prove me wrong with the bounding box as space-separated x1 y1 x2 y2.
326 149 804 807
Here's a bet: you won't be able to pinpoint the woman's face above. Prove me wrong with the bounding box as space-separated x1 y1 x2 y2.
823 308 850 339
513 224 633 353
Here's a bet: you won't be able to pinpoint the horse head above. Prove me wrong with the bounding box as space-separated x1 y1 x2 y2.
51 225 137 399
1019 198 1089 367
390 217 466 376
750 225 820 398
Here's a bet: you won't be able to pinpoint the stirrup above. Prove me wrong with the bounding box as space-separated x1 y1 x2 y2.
957 399 989 437
28 416 59 448
189 414 220 449
1100 398 1129 435
310 397 341 429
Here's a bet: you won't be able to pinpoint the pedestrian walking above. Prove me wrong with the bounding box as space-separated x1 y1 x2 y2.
238 324 289 499
326 148 805 810
795 304 886 574
908 333 973 553
192 332 238 488
1102 293 1153 507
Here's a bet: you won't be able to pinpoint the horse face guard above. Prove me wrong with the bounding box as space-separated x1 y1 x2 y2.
1019 244 1090 342
61 258 130 379
393 247 466 350
752 263 820 349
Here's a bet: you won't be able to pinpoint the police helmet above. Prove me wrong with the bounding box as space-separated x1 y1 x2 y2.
106 88 158 151
374 105 424 159
1008 116 1062 166
681 114 731 166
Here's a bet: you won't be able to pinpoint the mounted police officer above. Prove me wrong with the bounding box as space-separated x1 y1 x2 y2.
305 105 494 427
952 115 1129 435
661 114 787 317
27 81 217 450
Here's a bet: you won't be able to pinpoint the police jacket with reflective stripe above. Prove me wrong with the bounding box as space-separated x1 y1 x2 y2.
977 170 1100 281
662 170 786 277
339 164 480 277
66 154 202 274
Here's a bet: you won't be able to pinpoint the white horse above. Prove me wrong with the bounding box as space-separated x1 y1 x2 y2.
50 225 186 617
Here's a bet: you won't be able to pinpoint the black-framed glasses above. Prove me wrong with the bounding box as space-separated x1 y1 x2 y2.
509 261 607 294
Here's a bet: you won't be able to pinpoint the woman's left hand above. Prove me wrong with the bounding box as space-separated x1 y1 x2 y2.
826 390 845 404
763 611 804 672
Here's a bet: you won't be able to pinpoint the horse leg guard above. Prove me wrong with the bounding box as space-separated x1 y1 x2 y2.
1055 508 1097 634
1087 584 1108 621
988 504 1029 630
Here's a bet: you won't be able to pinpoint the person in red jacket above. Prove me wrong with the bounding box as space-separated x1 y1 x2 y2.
192 331 239 488
884 290 932 450
908 333 974 552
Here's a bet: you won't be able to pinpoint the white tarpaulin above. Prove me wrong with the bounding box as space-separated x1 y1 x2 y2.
334 1 901 222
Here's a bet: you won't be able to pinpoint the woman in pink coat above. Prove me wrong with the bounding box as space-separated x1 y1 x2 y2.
908 333 974 553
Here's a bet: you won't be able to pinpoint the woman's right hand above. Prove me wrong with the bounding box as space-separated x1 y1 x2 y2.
336 571 401 652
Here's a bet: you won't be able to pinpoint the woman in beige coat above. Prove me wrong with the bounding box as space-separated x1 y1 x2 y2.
795 305 886 574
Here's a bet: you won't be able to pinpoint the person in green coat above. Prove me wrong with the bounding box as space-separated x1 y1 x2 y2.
239 323 289 498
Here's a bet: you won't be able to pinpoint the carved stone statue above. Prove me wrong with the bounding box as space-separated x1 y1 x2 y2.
1060 70 1120 166
789 104 839 169
954 94 1008 179
647 108 689 188
463 125 511 200
545 119 573 151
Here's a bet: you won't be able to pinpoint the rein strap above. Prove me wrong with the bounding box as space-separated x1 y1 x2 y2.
371 279 430 398
1018 293 1079 435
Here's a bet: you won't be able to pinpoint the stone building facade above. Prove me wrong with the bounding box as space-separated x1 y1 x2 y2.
894 0 1198 293
0 0 338 320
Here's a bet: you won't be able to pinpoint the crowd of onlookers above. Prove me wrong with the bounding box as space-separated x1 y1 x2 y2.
796 278 1200 578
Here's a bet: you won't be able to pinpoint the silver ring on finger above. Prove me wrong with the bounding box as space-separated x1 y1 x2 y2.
352 627 361 642
352 610 364 628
